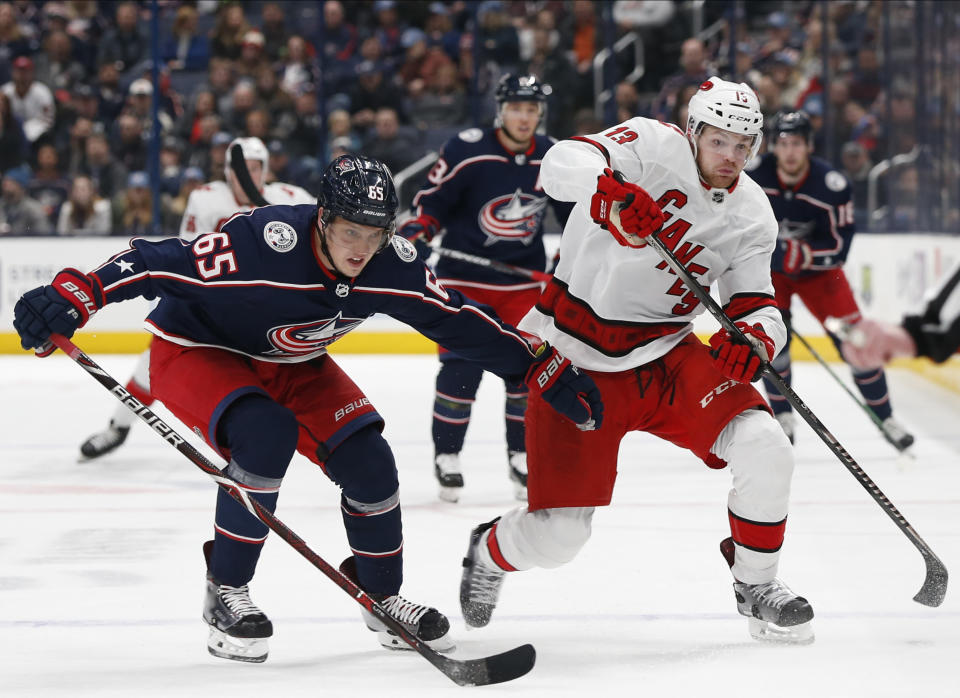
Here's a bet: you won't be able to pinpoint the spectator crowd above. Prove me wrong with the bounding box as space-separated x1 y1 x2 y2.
0 0 949 236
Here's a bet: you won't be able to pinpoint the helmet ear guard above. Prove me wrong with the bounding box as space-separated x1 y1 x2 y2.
686 77 764 160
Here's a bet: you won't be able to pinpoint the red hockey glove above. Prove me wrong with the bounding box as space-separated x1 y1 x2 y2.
12 268 103 357
708 322 775 383
782 239 813 274
589 168 664 248
525 344 604 431
398 215 439 243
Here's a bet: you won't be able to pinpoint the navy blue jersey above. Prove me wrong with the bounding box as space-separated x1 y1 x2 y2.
89 203 538 378
412 127 572 285
747 153 856 277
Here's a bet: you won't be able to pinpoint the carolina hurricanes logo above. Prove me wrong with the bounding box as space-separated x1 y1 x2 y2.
266 313 365 355
477 188 548 246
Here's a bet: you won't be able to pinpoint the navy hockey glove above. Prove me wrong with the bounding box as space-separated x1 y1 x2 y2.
398 214 439 259
708 322 775 383
589 168 664 248
13 268 103 357
525 344 603 430
782 239 813 274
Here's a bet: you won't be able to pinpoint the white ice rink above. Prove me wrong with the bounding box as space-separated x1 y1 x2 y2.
2 352 958 697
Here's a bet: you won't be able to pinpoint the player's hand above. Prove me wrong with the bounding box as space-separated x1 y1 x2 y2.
782 239 813 274
708 321 775 383
839 318 917 369
589 168 664 248
525 344 603 430
398 215 438 259
13 269 102 357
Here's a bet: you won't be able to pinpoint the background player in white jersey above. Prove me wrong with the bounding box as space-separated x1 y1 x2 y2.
79 137 315 460
459 78 816 645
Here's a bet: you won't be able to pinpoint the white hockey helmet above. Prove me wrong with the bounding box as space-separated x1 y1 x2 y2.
224 136 269 187
686 77 764 160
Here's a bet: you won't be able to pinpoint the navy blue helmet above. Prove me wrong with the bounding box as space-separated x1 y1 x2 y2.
772 110 813 141
495 74 550 106
317 155 399 244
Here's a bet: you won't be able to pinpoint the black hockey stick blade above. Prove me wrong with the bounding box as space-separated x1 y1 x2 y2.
48 334 538 684
229 143 270 207
644 233 949 607
430 643 536 687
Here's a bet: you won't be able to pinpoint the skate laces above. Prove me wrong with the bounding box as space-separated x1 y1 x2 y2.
435 454 461 475
219 584 262 617
377 594 430 626
749 579 798 610
465 558 504 603
88 425 125 449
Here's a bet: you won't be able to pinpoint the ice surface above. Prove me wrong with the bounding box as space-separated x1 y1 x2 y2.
1 353 957 697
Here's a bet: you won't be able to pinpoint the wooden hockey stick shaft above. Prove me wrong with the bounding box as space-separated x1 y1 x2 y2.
48 334 535 686
644 234 947 607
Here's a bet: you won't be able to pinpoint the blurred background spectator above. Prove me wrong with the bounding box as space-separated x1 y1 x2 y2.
1 165 50 234
56 172 110 235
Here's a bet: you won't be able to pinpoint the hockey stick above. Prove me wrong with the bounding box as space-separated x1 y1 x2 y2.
229 143 271 207
49 334 536 686
789 328 911 453
430 245 552 282
643 234 948 608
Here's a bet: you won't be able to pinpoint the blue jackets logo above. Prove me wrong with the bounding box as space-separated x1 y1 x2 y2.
477 188 548 246
266 312 365 355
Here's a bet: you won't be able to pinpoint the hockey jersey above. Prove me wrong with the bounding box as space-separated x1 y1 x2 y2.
87 203 538 377
519 117 785 372
179 180 315 240
412 127 571 287
746 152 856 277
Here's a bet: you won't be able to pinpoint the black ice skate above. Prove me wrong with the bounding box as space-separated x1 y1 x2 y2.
720 537 814 644
881 416 915 452
79 419 130 460
339 556 454 652
203 576 273 662
434 453 464 503
507 451 528 501
460 518 507 628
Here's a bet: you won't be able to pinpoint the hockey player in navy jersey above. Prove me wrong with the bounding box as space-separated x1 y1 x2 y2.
747 111 914 450
398 74 572 502
12 154 602 663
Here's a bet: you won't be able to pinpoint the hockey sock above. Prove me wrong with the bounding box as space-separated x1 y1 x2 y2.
432 359 483 455
504 379 528 454
209 396 299 586
851 366 893 421
326 424 403 595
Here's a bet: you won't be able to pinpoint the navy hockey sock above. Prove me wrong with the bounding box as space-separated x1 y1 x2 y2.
504 379 528 453
432 359 483 455
209 396 299 586
851 366 893 420
325 424 404 595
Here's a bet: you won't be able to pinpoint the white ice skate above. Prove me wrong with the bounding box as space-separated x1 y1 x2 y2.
434 453 463 502
507 451 527 501
203 577 272 662
881 416 915 452
774 412 795 445
460 519 507 628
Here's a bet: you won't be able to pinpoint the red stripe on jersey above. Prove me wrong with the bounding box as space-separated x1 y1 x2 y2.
487 522 518 572
569 136 611 166
728 510 786 553
536 279 687 356
723 293 778 321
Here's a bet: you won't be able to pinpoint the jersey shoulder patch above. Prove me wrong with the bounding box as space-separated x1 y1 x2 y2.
263 220 298 253
457 128 484 143
391 235 417 262
824 170 848 192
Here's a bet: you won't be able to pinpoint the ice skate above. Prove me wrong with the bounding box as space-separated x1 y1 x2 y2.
774 412 795 445
434 453 463 502
460 518 507 628
881 416 915 452
339 557 454 652
507 451 527 501
720 537 813 644
203 576 273 663
79 419 130 460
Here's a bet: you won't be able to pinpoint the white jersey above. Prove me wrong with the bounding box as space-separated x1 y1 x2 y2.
179 180 315 241
520 117 785 372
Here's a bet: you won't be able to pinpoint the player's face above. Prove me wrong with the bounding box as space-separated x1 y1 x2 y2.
773 133 811 177
500 101 541 146
227 159 264 204
319 214 387 275
695 125 754 188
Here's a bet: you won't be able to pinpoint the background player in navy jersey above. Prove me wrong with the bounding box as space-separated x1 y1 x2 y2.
12 155 601 664
746 111 914 450
398 74 573 503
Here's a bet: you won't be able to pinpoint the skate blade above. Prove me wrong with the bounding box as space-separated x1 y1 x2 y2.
747 617 814 645
207 627 269 662
366 624 456 652
438 485 461 503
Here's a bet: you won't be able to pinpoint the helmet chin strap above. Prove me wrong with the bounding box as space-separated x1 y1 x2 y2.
315 218 350 278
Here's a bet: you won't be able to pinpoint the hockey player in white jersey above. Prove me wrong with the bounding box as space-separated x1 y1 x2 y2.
79 137 315 460
459 78 815 644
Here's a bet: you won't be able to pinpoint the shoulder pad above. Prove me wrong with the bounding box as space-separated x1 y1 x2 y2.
391 235 418 262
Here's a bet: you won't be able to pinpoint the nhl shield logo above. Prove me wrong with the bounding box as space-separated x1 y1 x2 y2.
264 221 297 252
712 190 725 204
336 282 350 297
